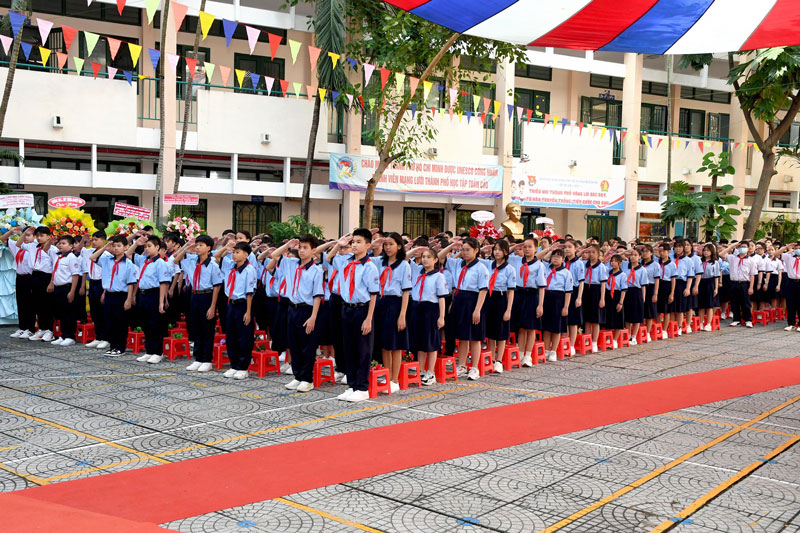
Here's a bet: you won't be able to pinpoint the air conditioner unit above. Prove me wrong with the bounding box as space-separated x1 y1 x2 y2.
427 147 438 157
52 115 64 129
261 133 271 144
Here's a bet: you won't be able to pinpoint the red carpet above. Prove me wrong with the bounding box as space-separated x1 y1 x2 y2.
3 357 800 531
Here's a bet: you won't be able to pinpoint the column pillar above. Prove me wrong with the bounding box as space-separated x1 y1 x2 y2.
619 53 643 241
18 139 24 183
494 57 515 223
159 0 178 218
340 65 363 233
91 144 97 188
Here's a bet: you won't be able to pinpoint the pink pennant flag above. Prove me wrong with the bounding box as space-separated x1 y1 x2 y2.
364 63 375 86
308 45 321 70
172 2 189 32
219 65 231 86
543 113 551 128
264 76 275 95
107 66 118 80
107 37 122 60
36 18 53 44
166 53 180 74
55 51 68 70
346 94 353 108
306 84 314 101
409 76 419 97
245 26 261 54
482 97 490 114
0 35 12 55
448 88 457 108
516 106 523 123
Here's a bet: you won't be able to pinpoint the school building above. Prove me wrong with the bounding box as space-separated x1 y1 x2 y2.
1 0 799 241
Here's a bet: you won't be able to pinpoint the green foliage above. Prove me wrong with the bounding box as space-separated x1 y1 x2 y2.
661 180 741 240
755 215 800 242
313 0 348 94
696 152 740 239
267 215 324 242
697 151 735 180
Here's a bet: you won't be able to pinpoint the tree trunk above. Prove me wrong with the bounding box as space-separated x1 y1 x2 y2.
175 0 206 192
300 96 322 221
743 150 776 239
362 158 390 229
154 0 172 221
0 1 29 137
705 175 717 241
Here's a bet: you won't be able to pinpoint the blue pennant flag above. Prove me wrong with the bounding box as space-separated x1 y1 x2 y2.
123 70 133 86
561 117 568 133
410 103 417 118
331 90 340 101
223 19 238 47
466 110 472 124
148 48 161 72
250 73 261 92
437 83 444 92
507 104 514 121
345 57 357 70
8 11 26 38
20 42 32 61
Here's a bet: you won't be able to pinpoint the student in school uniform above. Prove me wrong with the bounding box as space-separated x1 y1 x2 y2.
582 244 608 353
321 238 350 383
80 231 110 350
717 243 732 319
47 235 81 346
623 247 646 346
222 242 258 379
334 229 380 403
27 226 57 342
541 249 573 362
172 235 224 372
697 243 720 331
671 239 695 335
72 236 89 325
641 244 660 342
603 254 627 349
753 242 770 311
408 247 448 386
777 242 800 331
684 238 703 332
439 237 490 380
128 235 173 364
1 226 36 339
214 231 259 333
766 247 784 311
258 245 290 373
656 242 677 339
719 241 757 328
268 236 324 393
564 240 585 357
505 236 545 366
480 240 515 372
89 236 138 356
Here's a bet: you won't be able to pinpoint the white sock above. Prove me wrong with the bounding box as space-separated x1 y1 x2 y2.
524 351 531 359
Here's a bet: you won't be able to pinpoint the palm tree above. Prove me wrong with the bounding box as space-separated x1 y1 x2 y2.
300 0 347 221
0 0 31 137
153 0 172 222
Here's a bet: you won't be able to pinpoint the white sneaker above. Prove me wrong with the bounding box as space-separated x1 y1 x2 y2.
646 334 652 343
570 346 576 356
630 338 637 346
104 349 123 357
233 370 248 380
285 379 301 390
10 329 23 338
60 338 75 347
334 371 345 382
136 353 152 362
223 369 237 378
467 367 480 380
283 364 294 375
785 326 796 332
41 331 54 342
86 339 100 348
521 355 533 368
730 321 740 327
703 324 712 332
456 365 468 376
186 361 202 371
296 381 314 393
686 326 693 334
389 381 400 393
19 330 33 339
421 372 436 386
197 363 213 372
340 375 348 385
147 354 163 364
29 330 44 341
591 343 598 353
677 329 682 336
745 321 753 328
661 331 668 340
95 341 110 350
346 390 369 402
337 388 354 400
493 361 504 373
546 350 557 362
50 338 64 346
612 340 618 350
278 352 286 362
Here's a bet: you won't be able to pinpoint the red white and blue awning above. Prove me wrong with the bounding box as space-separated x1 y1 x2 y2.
383 0 800 53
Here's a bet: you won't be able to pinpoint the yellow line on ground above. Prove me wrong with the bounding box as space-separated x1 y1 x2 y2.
661 413 796 437
538 394 800 533
650 431 800 532
274 497 384 533
42 457 148 482
0 445 21 452
0 405 170 466
0 461 47 485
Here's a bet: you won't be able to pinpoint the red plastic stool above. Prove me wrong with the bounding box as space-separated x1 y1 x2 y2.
597 330 614 351
508 332 516 346
126 331 145 353
766 308 776 324
575 333 593 355
468 350 495 376
617 329 630 348
249 349 280 377
213 333 226 345
667 321 680 338
710 315 721 331
313 358 336 387
502 345 521 370
636 325 648 344
169 327 188 338
752 310 769 326
435 356 458 383
53 320 61 337
776 307 787 320
399 361 421 389
535 330 542 342
76 322 96 344
650 322 664 340
212 343 229 369
556 337 572 359
368 367 392 398
690 316 702 332
714 308 721 317
533 341 546 364
253 339 269 351
176 321 187 329
164 338 190 361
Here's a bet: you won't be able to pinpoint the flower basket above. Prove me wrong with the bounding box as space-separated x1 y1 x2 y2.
106 217 162 237
42 207 96 238
0 207 43 237
164 217 203 240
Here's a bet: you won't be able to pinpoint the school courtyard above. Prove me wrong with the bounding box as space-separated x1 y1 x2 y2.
0 323 797 532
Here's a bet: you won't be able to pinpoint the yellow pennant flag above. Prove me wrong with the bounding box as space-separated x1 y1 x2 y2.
199 11 215 40
458 110 463 122
472 95 480 112
73 56 84 74
204 61 215 83
552 115 560 129
493 100 501 116
39 47 51 67
293 82 302 99
235 69 246 87
600 127 607 140
128 43 142 68
327 51 340 68
395 73 405 95
318 88 327 101
423 80 432 101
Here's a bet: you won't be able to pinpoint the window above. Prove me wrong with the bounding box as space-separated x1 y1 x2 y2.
580 96 622 126
779 122 800 146
359 206 384 230
513 89 549 156
455 210 475 235
515 63 552 81
170 199 208 231
233 202 281 236
234 54 284 94
642 81 668 96
403 208 444 238
79 35 140 77
15 0 142 25
707 112 731 151
328 102 344 143
590 74 624 91
460 56 496 74
238 168 281 182
177 45 210 99
772 199 790 209
679 108 706 136
641 103 667 133
425 79 446 108
586 215 618 243
680 86 731 104
80 194 140 231
181 166 230 179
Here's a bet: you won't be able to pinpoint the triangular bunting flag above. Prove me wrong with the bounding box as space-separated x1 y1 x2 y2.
204 61 215 82
346 57 357 70
288 39 301 64
552 115 560 129
219 65 231 86
734 142 740 150
409 77 419 97
328 51 340 68
543 113 551 128
293 82 302 98
466 111 472 124
332 90 340 106
185 57 197 77
647 135 653 148
318 88 327 101
55 52 68 70
431 106 436 117
507 104 514 121
410 103 417 118
481 97 489 113
423 80 432 101
346 94 353 108
600 127 607 140
223 19 237 47
279 79 289 97
303 84 312 101
0 35 12 56
493 100 501 117
308 45 321 69
91 61 102 79
561 118 568 133
38 47 51 67
73 57 84 74
380 68 390 90
8 11 25 38
683 140 690 149
62 26 78 51
267 33 282 60
621 131 627 142
116 0 126 15
166 53 180 75
250 73 261 92
235 69 246 87
145 0 159 24
578 122 584 134
395 73 405 95
148 48 161 72
698 141 704 153
527 109 533 123
358 96 365 109
656 138 663 149
84 31 100 57
128 43 141 68
19 42 31 61
107 38 121 60
123 70 133 85
36 18 54 44
368 97 376 110
449 88 457 107
107 66 118 80
172 2 189 31
245 26 261 54
264 76 274 95
199 11 215 40
516 106 523 123
364 63 375 86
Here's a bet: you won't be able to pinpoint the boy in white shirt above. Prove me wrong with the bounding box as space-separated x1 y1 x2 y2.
82 231 110 350
47 235 81 346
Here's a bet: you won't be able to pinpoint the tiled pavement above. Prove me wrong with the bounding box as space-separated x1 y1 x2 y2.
0 323 799 532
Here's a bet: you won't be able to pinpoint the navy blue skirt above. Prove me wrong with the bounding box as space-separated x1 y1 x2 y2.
603 289 625 330
671 279 688 313
583 284 606 324
376 295 410 351
567 286 583 326
486 290 512 341
767 274 780 300
624 285 644 324
644 284 658 320
541 290 567 334
698 278 717 309
512 288 541 331
657 279 672 315
452 290 486 341
409 300 441 353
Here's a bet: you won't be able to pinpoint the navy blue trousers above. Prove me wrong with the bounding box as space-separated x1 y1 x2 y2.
225 300 255 370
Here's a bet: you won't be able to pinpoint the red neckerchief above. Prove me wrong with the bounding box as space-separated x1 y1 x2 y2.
292 260 314 297
227 269 237 302
343 256 369 300
15 248 25 266
488 261 505 296
379 261 395 297
609 273 617 298
109 258 124 287
627 267 636 284
546 267 556 289
415 269 432 300
137 257 155 287
455 258 479 295
520 258 536 287
51 253 66 281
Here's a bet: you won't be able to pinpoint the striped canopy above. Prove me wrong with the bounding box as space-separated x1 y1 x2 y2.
383 0 800 54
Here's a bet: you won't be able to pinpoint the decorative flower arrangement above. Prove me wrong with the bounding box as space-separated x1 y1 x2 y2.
0 207 43 236
105 217 162 237
469 221 501 241
42 207 96 238
165 216 203 240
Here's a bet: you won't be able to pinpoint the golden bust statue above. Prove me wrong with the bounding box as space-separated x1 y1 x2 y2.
501 202 524 240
